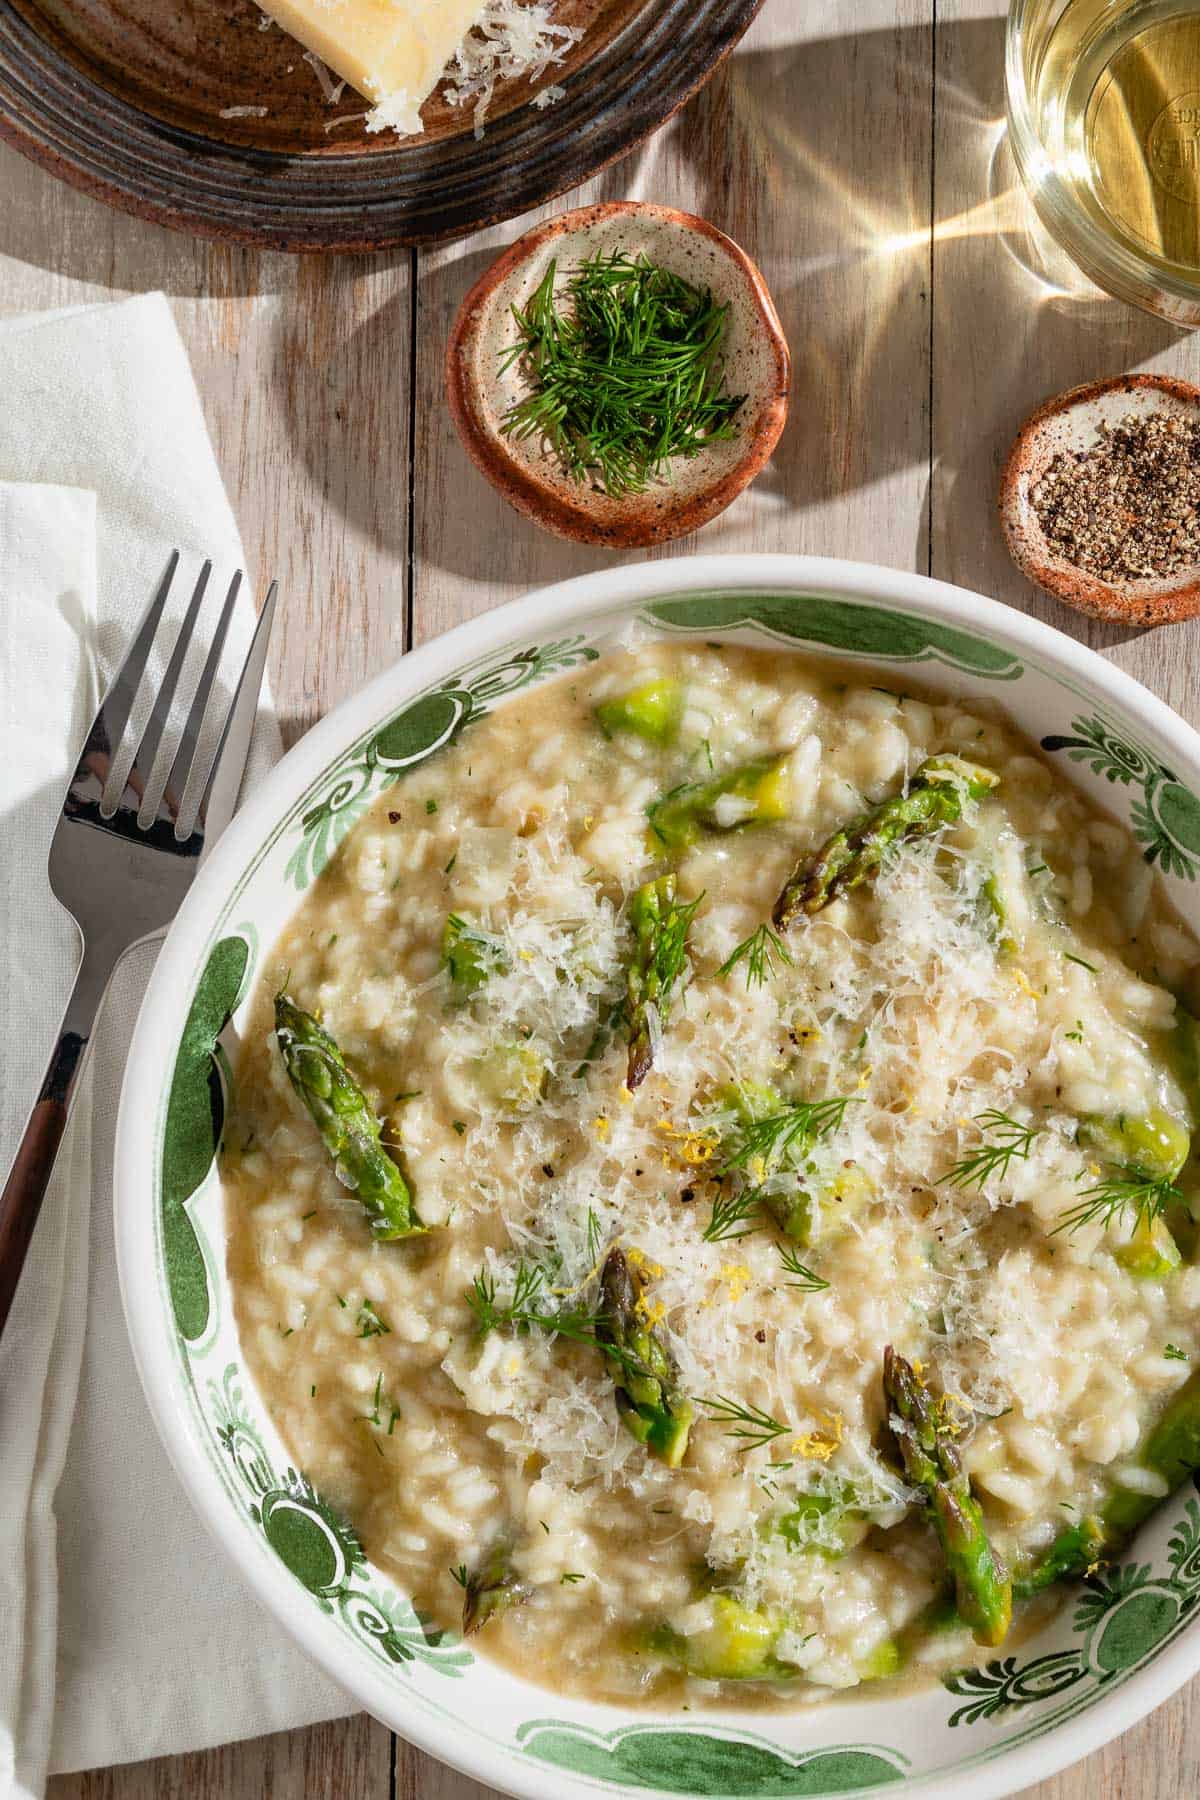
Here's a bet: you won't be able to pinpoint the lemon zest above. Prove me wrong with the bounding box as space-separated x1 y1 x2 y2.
1012 965 1039 1000
719 1262 753 1303
793 1412 843 1461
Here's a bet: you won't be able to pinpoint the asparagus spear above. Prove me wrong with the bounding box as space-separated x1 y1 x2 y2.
774 755 999 930
647 755 793 853
625 875 702 1090
717 1083 865 1245
442 913 509 997
460 1537 533 1636
645 1594 793 1679
596 677 684 745
274 992 425 1241
597 1247 693 1466
1017 1369 1200 1594
883 1347 1011 1647
647 1592 902 1684
1079 1107 1191 1182
1068 1107 1190 1273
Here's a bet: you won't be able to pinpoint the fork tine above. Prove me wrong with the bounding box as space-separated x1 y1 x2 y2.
187 579 279 844
158 570 241 829
90 551 178 808
130 559 212 824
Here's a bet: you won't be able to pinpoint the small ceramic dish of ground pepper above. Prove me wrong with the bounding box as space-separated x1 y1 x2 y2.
1000 374 1200 625
445 201 790 547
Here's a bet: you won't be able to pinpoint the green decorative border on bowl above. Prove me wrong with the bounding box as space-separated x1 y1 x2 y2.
135 582 1200 1800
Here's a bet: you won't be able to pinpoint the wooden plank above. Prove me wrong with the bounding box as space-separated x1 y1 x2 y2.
394 1740 501 1800
46 1715 392 1800
933 4 1200 1794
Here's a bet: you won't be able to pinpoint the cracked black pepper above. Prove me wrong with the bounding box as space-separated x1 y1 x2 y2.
1032 411 1200 583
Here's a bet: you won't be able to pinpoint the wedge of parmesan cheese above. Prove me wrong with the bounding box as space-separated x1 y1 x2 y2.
258 0 489 134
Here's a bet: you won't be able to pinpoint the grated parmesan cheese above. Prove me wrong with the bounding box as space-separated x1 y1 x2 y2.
440 0 582 137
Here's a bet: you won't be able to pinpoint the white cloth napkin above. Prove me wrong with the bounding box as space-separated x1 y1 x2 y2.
0 295 351 1800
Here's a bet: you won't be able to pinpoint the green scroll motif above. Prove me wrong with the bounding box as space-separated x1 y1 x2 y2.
285 636 599 891
1043 714 1200 881
645 594 1023 679
160 934 249 1343
516 1721 907 1794
210 1366 472 1677
945 1496 1200 1726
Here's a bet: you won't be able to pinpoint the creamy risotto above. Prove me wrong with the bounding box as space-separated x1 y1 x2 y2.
224 640 1200 1707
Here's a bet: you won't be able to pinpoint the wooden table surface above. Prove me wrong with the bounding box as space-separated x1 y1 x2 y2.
3 0 1199 1793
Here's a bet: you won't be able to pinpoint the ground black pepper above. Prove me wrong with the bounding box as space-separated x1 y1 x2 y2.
1031 410 1200 582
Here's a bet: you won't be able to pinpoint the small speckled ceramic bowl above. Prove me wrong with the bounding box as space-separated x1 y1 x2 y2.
1000 374 1200 625
445 201 790 545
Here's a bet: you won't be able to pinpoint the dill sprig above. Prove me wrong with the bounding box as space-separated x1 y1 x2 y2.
499 251 747 498
776 1244 829 1291
467 1261 595 1343
466 1259 644 1378
699 1393 790 1452
643 889 704 1014
721 1096 859 1176
703 1184 766 1243
625 878 704 1090
941 1109 1041 1190
717 921 794 990
355 1298 392 1339
1052 1174 1185 1238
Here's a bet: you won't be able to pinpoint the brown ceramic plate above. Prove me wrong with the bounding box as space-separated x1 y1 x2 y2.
0 0 764 251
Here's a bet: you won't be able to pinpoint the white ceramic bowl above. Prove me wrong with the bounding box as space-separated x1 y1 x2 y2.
116 554 1200 1800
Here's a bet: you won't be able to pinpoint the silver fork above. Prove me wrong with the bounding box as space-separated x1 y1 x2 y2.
0 552 278 1339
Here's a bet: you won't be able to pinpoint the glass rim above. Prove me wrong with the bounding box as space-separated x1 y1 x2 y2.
1005 0 1200 322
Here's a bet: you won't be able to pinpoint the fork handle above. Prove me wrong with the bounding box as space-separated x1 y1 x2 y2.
0 950 110 1340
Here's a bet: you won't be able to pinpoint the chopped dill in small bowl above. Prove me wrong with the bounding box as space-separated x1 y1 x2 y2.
445 200 790 545
498 250 748 497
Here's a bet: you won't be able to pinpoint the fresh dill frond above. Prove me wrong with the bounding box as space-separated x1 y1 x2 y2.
467 1261 561 1336
499 251 747 498
355 1298 391 1339
1053 1174 1185 1238
941 1109 1042 1190
717 921 794 990
702 1185 766 1243
625 877 705 1088
643 890 704 1012
721 1096 858 1176
699 1393 790 1453
450 1564 469 1589
1063 951 1099 973
776 1244 829 1291
586 1206 604 1266
465 1259 643 1376
1165 1343 1189 1362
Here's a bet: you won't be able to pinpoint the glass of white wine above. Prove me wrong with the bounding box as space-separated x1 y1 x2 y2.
1008 0 1200 320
